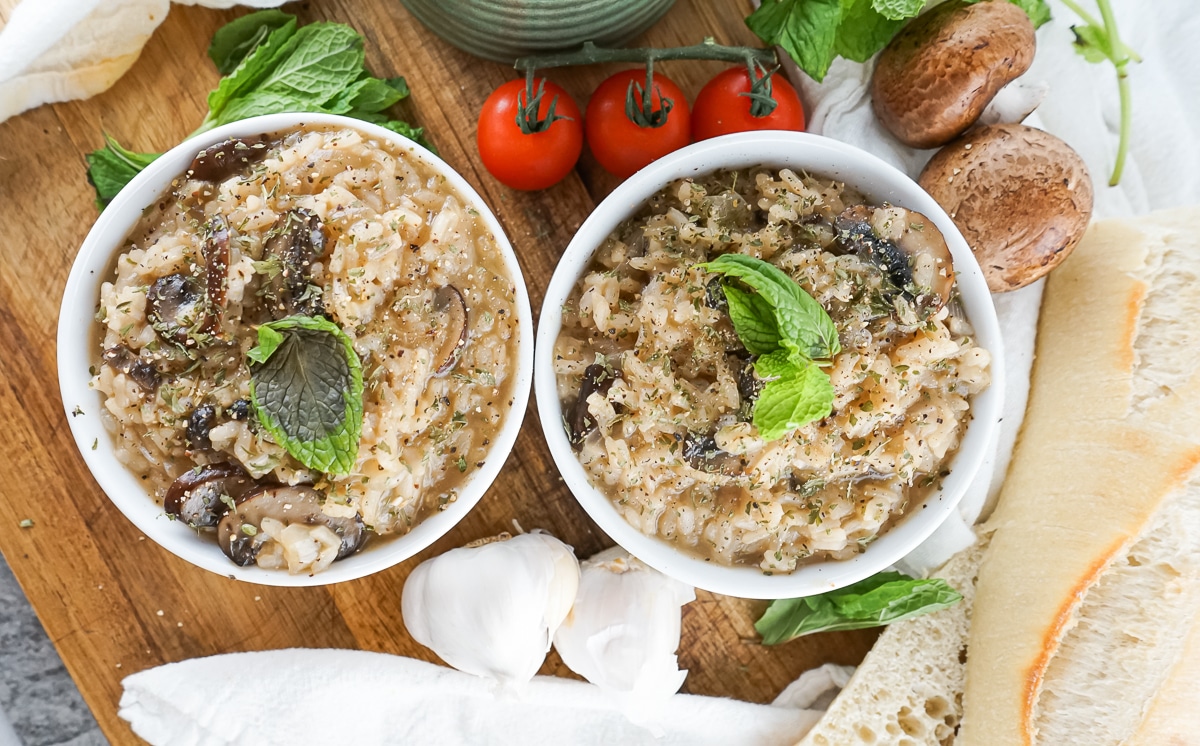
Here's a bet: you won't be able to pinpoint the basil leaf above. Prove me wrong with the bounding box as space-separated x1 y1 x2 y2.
753 358 834 441
248 315 364 475
723 283 781 356
755 572 963 644
701 254 840 361
208 9 296 74
746 0 843 83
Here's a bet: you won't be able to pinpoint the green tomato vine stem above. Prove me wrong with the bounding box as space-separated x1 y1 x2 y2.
513 39 776 72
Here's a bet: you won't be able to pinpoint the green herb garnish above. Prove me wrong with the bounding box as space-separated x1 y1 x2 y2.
745 0 1050 83
248 315 364 475
699 253 840 441
755 571 963 643
86 9 431 208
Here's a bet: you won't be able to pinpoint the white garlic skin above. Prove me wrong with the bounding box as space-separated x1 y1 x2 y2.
552 547 696 715
401 532 580 688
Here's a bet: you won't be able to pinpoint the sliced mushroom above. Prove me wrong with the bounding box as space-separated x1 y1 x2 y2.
918 123 1093 292
836 205 955 313
146 273 205 347
188 136 270 182
164 461 255 529
566 362 619 449
432 285 469 375
201 215 229 335
101 345 161 392
682 432 744 476
227 398 252 420
216 485 366 567
871 0 1036 148
261 208 327 318
185 405 217 451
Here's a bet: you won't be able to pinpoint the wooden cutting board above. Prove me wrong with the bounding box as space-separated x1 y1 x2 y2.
0 1 877 740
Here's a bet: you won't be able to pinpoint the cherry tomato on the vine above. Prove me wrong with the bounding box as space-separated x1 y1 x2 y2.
585 69 691 179
692 66 805 141
477 77 583 191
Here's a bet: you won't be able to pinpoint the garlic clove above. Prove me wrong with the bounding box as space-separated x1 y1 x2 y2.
553 547 695 720
401 531 580 689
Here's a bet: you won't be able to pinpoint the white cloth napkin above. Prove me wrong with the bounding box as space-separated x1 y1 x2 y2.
119 649 836 746
787 0 1200 574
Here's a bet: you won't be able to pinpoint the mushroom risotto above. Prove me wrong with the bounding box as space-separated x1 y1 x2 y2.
553 168 990 573
93 126 520 574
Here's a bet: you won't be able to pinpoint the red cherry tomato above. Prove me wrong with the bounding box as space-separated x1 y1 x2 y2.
477 78 583 191
692 66 806 141
585 69 691 179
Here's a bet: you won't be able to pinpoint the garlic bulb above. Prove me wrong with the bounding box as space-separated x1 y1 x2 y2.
401 531 580 689
552 547 695 719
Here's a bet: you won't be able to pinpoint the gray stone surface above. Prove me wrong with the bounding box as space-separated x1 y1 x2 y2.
0 554 107 746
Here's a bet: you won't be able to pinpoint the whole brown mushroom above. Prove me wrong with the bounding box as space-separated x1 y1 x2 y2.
872 0 1036 149
918 123 1094 292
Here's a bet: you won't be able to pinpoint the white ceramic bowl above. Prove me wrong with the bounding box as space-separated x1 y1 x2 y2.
58 113 534 587
535 131 1004 599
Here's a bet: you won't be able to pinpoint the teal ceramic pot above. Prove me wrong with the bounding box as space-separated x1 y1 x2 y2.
400 0 677 63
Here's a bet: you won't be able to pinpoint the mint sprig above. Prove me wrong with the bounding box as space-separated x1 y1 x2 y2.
746 0 1050 83
248 315 364 475
85 10 431 208
699 254 841 441
756 571 963 643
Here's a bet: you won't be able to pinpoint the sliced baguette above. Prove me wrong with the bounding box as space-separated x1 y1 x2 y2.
961 207 1200 746
796 540 987 746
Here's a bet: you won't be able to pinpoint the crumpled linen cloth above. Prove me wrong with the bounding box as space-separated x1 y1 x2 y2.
787 0 1200 574
118 649 844 746
0 0 285 124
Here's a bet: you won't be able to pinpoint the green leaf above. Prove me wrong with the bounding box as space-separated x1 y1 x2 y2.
700 254 840 361
248 315 364 475
870 0 923 21
835 0 909 63
746 0 844 83
243 23 363 105
723 283 782 356
1071 22 1112 63
359 114 436 153
247 324 285 364
85 134 162 208
753 359 834 440
208 9 296 74
755 572 963 644
207 16 298 115
347 75 408 113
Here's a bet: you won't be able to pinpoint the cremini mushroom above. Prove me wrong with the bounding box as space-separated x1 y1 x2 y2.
835 205 955 313
566 362 618 449
164 461 256 529
918 123 1093 292
101 345 161 392
187 136 270 182
216 485 366 568
261 208 327 318
432 285 469 375
145 273 205 346
871 0 1036 149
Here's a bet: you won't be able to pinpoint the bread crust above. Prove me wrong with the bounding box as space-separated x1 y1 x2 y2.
961 208 1200 745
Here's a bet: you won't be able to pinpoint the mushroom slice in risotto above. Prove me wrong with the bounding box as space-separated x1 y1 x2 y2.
217 485 365 571
835 205 954 313
164 461 256 529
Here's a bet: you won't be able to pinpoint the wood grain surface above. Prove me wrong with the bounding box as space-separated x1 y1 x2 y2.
0 1 877 741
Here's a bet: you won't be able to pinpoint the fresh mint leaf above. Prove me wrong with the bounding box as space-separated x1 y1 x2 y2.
701 254 840 361
85 135 162 208
206 15 299 116
723 283 782 355
347 76 409 113
871 0 923 21
753 359 834 440
755 571 963 644
248 315 364 475
746 0 843 83
1071 22 1111 63
208 9 296 74
835 0 909 62
247 324 285 364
